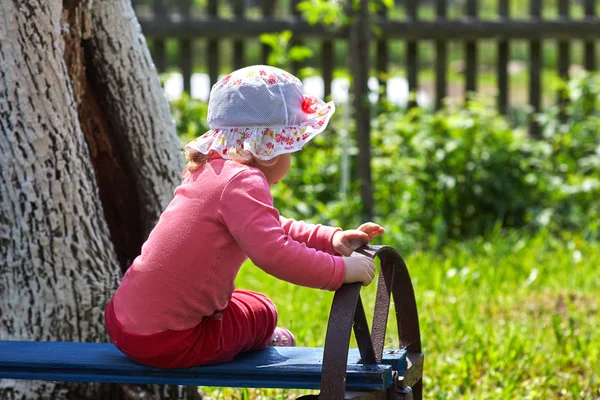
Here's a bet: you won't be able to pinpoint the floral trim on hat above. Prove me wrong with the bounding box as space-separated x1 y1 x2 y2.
186 97 335 160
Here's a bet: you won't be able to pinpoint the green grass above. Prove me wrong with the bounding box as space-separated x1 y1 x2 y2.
201 231 600 399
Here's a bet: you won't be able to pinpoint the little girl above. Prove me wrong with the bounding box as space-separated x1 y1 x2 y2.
105 65 384 369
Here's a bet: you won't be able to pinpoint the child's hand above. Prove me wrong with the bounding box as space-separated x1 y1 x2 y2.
343 256 376 286
332 222 385 256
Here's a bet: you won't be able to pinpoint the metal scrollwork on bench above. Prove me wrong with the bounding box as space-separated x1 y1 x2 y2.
309 245 424 400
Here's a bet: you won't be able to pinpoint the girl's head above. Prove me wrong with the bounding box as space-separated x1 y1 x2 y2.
183 65 335 182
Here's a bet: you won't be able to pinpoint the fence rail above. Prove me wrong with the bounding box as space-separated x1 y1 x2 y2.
139 18 600 40
134 0 600 219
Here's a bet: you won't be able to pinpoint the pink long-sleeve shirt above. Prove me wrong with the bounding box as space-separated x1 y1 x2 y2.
112 158 346 335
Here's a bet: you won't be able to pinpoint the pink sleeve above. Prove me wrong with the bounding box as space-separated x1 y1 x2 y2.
219 170 345 291
279 216 341 255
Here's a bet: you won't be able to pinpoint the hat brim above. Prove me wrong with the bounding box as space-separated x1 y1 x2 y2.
186 99 335 161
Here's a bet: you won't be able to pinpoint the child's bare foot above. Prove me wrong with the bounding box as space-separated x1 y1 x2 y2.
270 327 296 346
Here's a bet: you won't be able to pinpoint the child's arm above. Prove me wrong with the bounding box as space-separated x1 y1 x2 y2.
219 170 346 291
279 216 341 255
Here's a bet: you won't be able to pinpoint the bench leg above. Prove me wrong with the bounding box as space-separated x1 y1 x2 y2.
410 380 422 400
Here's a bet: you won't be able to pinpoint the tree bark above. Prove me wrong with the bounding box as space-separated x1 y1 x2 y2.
0 0 183 398
85 0 183 243
0 0 121 397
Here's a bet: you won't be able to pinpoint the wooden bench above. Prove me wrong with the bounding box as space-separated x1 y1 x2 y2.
0 246 424 400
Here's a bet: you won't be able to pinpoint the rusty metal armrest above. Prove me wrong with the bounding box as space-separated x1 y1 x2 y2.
318 245 423 400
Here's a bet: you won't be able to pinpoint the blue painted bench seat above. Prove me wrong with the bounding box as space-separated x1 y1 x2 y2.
0 341 407 392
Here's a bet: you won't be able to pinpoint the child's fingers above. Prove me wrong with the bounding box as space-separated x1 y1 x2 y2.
344 230 369 241
368 229 385 240
358 222 384 233
357 223 385 239
361 258 376 286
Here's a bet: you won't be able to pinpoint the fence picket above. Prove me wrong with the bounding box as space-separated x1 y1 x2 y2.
558 0 570 120
435 0 447 110
179 0 192 94
376 2 389 102
262 0 276 65
497 0 509 114
322 41 333 100
465 0 478 96
406 0 418 109
152 0 167 73
233 0 246 70
529 0 542 138
207 0 219 87
349 0 374 219
290 0 303 75
584 0 596 71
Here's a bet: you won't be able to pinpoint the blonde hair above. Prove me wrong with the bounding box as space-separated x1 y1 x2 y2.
182 147 280 177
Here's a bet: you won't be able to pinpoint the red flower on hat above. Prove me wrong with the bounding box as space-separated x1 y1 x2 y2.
302 97 317 114
268 75 277 84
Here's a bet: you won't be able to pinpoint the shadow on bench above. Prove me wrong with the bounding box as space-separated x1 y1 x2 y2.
0 246 424 400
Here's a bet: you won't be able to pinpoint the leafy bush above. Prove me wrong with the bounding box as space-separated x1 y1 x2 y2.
170 93 209 147
536 73 600 239
370 102 547 249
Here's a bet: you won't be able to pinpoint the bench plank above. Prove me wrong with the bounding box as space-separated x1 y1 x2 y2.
0 341 407 391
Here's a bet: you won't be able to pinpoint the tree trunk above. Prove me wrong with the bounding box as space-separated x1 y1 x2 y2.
0 0 183 398
84 0 184 261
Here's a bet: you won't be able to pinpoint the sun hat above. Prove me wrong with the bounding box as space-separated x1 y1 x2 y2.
185 65 335 161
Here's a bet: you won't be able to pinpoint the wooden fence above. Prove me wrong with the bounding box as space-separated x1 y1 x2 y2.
133 0 600 219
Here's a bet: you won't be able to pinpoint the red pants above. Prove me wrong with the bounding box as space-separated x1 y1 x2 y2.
105 290 277 368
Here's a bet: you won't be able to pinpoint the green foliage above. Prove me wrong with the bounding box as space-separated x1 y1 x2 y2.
296 0 348 27
259 30 314 69
535 73 600 239
370 101 540 248
169 93 209 148
270 113 364 229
